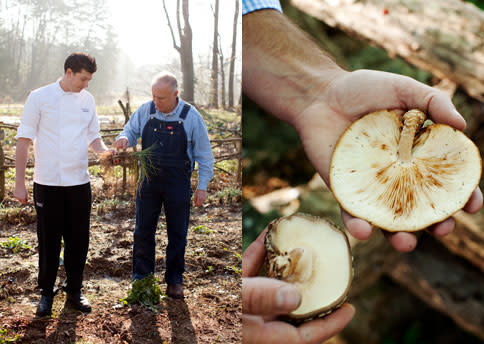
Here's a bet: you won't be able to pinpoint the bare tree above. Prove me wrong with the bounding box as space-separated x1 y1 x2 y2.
0 0 113 100
218 34 226 109
162 0 195 103
209 0 219 108
228 0 239 109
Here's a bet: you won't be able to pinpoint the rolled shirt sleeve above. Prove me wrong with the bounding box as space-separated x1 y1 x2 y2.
192 113 214 191
16 92 40 140
242 0 282 15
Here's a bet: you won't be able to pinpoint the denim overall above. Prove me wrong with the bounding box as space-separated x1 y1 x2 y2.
132 101 192 284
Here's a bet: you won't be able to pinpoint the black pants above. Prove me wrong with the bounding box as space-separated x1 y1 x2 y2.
33 182 91 296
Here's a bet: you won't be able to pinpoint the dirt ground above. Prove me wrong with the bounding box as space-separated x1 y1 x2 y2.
0 174 242 343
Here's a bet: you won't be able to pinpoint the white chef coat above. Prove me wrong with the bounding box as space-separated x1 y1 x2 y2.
16 81 101 186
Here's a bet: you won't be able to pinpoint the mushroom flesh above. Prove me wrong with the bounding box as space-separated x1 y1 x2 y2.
265 214 352 321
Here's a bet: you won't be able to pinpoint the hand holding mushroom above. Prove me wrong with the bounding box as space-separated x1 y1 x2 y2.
330 108 481 233
242 229 355 344
294 69 483 251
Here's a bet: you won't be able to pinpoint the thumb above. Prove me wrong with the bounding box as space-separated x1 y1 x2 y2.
242 277 301 315
394 75 466 130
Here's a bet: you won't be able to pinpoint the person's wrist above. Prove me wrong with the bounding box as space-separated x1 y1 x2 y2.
291 68 348 133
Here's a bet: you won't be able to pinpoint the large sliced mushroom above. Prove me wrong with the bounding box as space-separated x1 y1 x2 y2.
330 109 482 232
265 214 352 321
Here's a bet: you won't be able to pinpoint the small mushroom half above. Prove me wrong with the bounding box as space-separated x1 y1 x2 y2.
330 109 482 232
265 214 352 321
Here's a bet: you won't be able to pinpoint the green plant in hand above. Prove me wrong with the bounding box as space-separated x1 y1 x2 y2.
0 237 31 253
121 274 163 309
101 144 159 186
132 144 159 185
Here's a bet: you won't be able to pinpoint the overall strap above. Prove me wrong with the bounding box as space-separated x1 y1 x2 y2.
149 101 156 114
180 104 191 120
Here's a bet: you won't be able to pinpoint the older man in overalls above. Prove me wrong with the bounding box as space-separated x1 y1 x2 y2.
115 72 213 298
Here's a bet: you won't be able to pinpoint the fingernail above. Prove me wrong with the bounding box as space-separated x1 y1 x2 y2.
344 303 356 315
452 109 466 129
276 285 301 310
452 109 463 119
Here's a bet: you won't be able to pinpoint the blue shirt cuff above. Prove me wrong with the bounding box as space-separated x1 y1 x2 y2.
242 0 282 15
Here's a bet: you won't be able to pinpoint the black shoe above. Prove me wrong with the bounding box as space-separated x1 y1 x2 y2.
66 292 92 313
36 295 53 317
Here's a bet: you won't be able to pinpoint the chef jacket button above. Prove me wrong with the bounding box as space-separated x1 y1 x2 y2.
154 128 157 132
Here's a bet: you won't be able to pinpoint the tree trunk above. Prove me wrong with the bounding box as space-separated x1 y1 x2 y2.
290 0 484 102
162 0 195 103
209 0 220 108
228 0 239 109
0 134 4 202
180 0 194 103
219 36 226 109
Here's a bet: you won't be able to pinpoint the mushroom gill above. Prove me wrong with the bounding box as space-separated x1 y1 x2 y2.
329 109 482 232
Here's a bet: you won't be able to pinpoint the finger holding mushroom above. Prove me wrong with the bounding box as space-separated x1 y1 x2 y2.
330 109 482 232
265 214 353 322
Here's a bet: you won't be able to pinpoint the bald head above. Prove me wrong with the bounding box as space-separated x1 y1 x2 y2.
151 72 178 92
152 72 179 113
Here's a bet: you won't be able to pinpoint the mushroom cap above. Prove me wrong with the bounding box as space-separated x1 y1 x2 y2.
265 214 352 321
330 110 482 232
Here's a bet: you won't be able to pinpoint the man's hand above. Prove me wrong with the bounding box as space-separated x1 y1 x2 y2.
14 138 31 205
242 230 355 344
13 183 28 205
193 189 207 207
115 137 129 150
243 10 483 253
294 69 483 252
106 148 120 165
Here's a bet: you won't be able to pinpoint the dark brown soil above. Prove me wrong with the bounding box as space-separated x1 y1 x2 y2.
0 176 241 343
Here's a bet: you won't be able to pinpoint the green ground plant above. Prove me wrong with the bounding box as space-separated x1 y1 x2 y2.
0 328 19 343
96 198 122 216
121 274 163 309
225 265 241 275
213 187 241 205
192 225 214 234
0 237 31 253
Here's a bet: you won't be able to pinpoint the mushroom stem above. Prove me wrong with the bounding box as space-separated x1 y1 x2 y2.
286 247 313 283
397 109 426 162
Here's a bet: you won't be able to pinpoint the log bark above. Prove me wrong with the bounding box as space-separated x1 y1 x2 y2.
437 211 484 273
290 0 484 101
388 235 484 341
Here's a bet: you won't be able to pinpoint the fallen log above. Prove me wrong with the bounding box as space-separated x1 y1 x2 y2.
388 235 484 341
290 0 484 101
437 211 484 273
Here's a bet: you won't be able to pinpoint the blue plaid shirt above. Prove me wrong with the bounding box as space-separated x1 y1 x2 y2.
242 0 282 15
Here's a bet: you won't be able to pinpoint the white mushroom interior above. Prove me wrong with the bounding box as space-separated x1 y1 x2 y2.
269 215 351 317
330 110 482 231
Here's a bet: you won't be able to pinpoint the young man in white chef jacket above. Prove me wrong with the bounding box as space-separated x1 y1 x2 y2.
14 52 113 317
